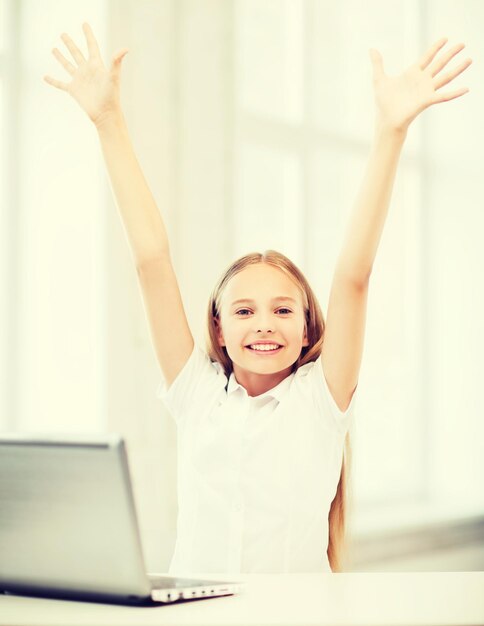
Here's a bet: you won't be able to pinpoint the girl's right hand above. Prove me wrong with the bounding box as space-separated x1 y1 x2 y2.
44 22 129 128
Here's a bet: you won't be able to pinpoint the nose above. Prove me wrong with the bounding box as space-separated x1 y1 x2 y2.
255 313 274 333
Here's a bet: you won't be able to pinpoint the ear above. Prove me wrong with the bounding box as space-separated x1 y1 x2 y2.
214 317 225 347
302 325 309 347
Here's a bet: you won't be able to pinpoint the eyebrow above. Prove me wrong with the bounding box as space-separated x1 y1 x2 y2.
230 297 297 307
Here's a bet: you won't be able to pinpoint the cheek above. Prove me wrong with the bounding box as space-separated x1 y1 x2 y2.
219 321 238 343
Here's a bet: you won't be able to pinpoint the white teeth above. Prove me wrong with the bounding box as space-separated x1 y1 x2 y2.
249 344 281 351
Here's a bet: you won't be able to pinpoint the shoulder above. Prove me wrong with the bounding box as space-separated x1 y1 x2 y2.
156 344 228 421
294 355 358 432
294 355 322 380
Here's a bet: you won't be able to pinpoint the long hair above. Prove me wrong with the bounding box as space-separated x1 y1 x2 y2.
204 249 353 573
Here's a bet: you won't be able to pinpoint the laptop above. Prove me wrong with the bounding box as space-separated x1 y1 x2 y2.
0 433 244 605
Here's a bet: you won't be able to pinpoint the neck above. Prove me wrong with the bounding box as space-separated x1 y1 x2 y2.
232 363 293 397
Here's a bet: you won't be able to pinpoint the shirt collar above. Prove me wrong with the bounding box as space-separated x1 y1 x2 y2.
225 369 294 403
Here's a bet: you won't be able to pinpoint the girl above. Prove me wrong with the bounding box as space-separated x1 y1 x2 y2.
44 24 471 574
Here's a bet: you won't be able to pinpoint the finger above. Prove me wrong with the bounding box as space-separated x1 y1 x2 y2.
43 74 69 91
434 58 472 90
110 48 129 77
431 86 469 105
419 37 448 70
428 42 466 78
369 48 384 80
60 32 86 65
82 22 101 59
52 47 76 76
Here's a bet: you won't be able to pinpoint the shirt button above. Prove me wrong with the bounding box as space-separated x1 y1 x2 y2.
234 501 243 512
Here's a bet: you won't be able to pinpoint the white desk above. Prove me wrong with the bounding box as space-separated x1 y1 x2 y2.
1 572 483 626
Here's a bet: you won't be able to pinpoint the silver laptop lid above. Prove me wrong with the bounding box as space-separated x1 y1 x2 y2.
0 433 152 601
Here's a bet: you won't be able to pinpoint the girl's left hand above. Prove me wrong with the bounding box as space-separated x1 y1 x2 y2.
370 38 472 133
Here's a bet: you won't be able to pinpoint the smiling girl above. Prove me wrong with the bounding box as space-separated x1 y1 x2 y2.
45 24 471 573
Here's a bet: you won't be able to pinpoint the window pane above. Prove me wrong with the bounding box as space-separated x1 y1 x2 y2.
234 143 304 264
0 77 5 426
0 0 6 53
235 0 304 123
354 162 424 504
15 0 107 432
310 0 418 150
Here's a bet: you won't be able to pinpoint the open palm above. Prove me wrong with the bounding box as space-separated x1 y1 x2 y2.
370 38 472 132
44 22 128 126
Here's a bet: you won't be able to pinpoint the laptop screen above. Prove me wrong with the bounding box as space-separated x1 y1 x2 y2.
0 434 151 599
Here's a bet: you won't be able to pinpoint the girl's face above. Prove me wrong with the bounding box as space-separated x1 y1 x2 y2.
216 263 309 393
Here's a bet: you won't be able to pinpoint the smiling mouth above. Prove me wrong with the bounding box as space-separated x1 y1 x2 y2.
245 345 283 354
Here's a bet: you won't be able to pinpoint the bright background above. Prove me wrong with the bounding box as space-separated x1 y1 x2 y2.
1 0 483 572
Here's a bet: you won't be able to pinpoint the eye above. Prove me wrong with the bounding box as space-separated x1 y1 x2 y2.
235 307 292 316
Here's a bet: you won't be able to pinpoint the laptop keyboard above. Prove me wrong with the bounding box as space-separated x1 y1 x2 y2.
148 575 180 589
148 575 218 590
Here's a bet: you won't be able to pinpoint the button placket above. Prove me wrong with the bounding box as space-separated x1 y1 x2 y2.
227 394 250 572
232 399 247 514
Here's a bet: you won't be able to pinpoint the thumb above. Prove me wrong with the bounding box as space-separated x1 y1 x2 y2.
369 48 384 80
110 48 129 76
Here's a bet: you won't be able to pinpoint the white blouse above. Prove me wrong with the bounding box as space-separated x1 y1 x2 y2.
157 344 357 575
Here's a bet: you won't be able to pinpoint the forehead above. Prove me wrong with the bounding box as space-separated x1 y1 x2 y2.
222 263 303 304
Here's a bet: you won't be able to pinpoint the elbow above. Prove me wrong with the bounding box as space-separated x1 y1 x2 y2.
354 269 372 290
136 250 172 273
335 265 372 291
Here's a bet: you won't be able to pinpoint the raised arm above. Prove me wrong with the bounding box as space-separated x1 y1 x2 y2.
44 23 170 263
321 38 472 412
44 23 194 387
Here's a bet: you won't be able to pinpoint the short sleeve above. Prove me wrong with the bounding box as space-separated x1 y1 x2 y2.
156 344 227 427
297 354 358 434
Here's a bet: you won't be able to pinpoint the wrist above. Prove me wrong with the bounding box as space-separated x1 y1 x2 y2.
373 118 408 144
94 108 126 134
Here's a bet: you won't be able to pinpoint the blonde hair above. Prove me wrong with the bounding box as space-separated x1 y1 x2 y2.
204 249 353 573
